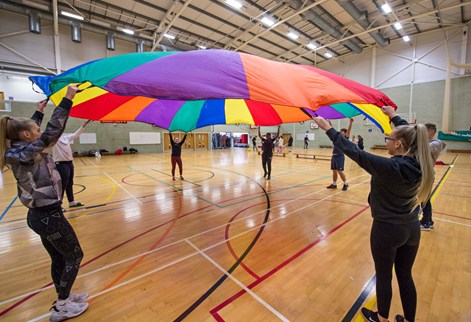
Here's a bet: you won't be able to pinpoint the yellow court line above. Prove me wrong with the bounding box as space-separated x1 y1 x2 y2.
353 291 377 322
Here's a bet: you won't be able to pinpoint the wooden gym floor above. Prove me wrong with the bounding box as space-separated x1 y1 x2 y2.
0 148 469 321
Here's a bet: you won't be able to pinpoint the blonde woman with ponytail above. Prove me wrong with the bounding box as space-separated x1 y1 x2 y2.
312 106 434 322
1 86 90 322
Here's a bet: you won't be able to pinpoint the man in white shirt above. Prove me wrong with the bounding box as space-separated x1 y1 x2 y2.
53 120 91 208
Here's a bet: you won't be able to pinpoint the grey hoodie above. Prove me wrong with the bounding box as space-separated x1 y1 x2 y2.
5 98 72 208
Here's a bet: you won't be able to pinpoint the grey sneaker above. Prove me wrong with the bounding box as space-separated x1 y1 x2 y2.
68 293 89 303
50 300 89 322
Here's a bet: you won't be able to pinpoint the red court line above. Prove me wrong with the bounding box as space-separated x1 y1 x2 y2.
225 203 266 280
223 198 369 281
210 205 370 320
90 189 187 302
434 211 470 221
0 204 213 318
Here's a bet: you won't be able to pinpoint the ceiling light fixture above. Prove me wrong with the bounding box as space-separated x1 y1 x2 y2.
393 22 403 30
60 11 84 21
261 17 275 27
225 0 243 10
381 3 392 14
117 27 134 35
307 42 317 50
197 45 207 49
164 33 176 40
324 52 333 58
287 32 299 40
403 35 410 42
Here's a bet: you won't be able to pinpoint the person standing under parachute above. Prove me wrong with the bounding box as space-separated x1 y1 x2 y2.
0 86 89 322
313 106 434 322
169 132 187 180
258 125 280 180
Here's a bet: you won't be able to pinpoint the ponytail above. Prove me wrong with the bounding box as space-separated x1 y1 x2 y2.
415 124 435 207
395 123 435 208
0 115 35 171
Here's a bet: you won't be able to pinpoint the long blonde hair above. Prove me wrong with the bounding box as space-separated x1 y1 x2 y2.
394 124 435 207
0 116 36 171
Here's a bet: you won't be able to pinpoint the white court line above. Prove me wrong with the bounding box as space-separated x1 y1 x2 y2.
103 172 143 204
27 251 199 322
16 176 371 322
435 217 471 228
186 239 290 322
6 173 370 307
87 158 99 168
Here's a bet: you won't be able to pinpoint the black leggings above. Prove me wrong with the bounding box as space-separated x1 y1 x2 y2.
371 220 420 321
421 199 432 224
261 153 272 175
56 162 75 203
27 205 83 300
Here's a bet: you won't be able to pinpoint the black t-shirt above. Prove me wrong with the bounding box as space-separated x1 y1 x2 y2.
261 138 275 156
170 133 187 157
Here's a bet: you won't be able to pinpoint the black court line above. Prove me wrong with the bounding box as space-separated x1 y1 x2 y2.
342 275 376 321
174 170 272 321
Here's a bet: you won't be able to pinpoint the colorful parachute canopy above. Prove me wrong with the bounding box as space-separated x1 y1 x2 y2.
29 49 396 133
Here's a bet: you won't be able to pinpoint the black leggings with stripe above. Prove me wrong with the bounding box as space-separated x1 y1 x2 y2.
371 220 420 321
27 204 83 300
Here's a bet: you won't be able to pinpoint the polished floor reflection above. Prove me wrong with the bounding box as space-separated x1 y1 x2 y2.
0 148 469 321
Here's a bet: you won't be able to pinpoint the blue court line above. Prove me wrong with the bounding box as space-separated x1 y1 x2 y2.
0 196 18 222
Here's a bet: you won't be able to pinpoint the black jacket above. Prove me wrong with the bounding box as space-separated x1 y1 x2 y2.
326 126 421 224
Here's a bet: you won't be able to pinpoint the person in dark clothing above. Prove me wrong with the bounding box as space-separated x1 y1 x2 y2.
303 135 309 149
258 125 280 180
169 132 187 180
288 135 293 152
326 118 353 191
312 106 434 322
1 86 89 321
358 135 364 150
252 136 258 152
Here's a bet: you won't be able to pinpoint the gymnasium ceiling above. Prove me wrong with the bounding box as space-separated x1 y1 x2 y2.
3 0 471 65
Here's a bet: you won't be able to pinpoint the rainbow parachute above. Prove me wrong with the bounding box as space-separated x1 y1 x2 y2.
30 49 396 133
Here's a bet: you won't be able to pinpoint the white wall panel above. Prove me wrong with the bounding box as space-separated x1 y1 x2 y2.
341 50 372 86
0 11 55 69
59 27 107 71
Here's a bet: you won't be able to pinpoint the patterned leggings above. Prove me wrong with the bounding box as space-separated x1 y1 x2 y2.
27 205 83 300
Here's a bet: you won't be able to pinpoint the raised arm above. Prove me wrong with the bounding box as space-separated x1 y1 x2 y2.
180 134 187 145
381 106 409 126
346 118 353 138
67 120 92 141
258 126 263 140
31 99 48 126
272 125 281 140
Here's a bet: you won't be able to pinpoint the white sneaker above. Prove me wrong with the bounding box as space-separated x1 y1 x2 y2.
50 300 89 322
69 293 89 303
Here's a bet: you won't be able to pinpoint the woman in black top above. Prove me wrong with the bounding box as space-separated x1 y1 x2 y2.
169 132 187 180
258 125 280 180
313 107 434 322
